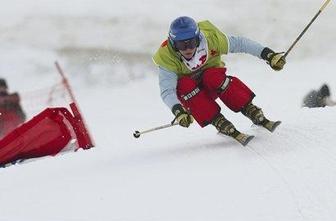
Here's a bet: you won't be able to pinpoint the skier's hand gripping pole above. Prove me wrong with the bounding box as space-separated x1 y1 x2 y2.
261 49 286 71
133 122 179 138
171 104 194 128
283 0 331 59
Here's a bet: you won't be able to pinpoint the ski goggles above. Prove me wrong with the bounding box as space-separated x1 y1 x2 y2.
174 37 198 51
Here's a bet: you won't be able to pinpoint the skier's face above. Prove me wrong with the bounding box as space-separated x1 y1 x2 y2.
179 47 196 60
175 37 197 59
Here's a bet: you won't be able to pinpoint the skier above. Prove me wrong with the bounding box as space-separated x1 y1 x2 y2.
152 16 284 145
0 78 26 138
302 84 336 108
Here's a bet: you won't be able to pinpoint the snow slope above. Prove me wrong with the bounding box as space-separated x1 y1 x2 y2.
1 0 336 221
1 60 336 221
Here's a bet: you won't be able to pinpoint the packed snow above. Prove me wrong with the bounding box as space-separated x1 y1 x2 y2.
0 0 335 221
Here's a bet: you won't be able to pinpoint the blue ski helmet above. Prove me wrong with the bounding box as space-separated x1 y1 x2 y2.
168 16 200 47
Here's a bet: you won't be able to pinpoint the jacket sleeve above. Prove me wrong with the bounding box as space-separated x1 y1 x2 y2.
227 35 265 58
158 67 180 110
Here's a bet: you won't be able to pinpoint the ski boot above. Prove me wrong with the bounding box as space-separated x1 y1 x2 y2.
212 113 254 146
241 103 281 132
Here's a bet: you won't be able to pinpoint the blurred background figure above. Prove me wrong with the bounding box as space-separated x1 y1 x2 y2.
0 78 26 138
302 84 336 108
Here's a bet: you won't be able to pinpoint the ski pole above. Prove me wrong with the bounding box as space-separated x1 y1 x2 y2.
133 122 179 138
283 0 331 58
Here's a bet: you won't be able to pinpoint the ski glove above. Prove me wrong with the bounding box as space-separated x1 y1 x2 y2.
172 104 194 128
261 47 286 71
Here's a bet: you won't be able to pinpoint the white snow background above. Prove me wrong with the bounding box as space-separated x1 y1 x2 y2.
0 0 336 220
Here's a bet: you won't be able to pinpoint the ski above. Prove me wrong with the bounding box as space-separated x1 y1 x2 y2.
261 120 282 132
219 130 255 146
232 132 255 146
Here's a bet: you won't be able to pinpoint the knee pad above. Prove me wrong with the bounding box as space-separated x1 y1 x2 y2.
177 76 220 127
177 77 197 94
218 76 255 112
202 67 227 90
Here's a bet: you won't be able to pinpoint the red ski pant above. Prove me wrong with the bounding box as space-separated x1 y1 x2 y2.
176 67 255 127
